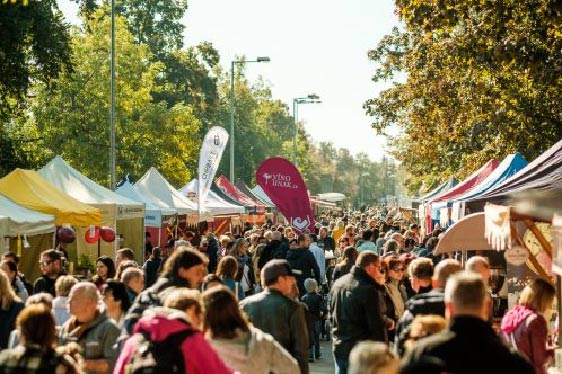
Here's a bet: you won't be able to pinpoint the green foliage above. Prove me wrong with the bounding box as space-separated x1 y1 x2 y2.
0 0 72 171
365 0 562 194
32 9 200 187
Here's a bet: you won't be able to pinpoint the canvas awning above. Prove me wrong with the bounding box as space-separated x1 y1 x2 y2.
251 185 275 206
453 153 528 203
235 180 275 209
115 176 176 227
0 169 101 226
136 168 205 221
178 179 245 216
431 159 500 203
216 176 265 214
317 193 346 202
474 139 562 202
419 177 458 201
38 156 144 221
0 195 56 235
434 213 493 254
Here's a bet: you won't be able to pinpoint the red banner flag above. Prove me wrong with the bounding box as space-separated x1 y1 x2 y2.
256 158 315 233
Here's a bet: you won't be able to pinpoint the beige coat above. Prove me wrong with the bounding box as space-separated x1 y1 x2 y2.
208 326 299 374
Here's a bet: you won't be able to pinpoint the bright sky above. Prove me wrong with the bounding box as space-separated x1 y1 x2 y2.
58 0 399 162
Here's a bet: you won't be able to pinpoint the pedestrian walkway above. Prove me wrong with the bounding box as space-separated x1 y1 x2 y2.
310 339 334 374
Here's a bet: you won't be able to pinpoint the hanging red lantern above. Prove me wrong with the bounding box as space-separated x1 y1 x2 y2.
57 227 76 244
85 227 100 244
100 226 116 242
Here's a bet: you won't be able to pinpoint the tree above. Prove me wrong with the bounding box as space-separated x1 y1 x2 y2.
365 0 562 194
31 9 200 187
0 0 72 172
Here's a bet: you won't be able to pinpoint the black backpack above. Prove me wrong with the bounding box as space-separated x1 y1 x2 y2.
126 327 194 374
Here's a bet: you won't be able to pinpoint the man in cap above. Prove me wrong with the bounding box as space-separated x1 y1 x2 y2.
240 259 310 374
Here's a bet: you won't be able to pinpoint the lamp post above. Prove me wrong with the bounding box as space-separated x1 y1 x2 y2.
292 94 321 166
109 0 116 189
230 56 270 182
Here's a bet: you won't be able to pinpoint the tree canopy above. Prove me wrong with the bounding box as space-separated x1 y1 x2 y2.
365 0 562 195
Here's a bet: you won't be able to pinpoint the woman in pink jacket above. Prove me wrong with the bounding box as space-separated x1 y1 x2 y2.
501 278 556 374
114 306 233 374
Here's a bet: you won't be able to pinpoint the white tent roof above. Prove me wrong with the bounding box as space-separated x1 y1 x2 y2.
0 194 56 235
178 179 245 216
115 177 176 227
251 185 275 206
136 168 199 216
38 156 144 220
317 192 346 202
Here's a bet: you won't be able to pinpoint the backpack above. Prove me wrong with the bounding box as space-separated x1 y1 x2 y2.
125 327 194 374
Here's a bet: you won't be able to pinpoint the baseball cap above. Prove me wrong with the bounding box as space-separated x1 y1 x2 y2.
262 259 300 286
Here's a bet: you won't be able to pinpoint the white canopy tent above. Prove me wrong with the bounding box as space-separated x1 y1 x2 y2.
0 195 56 236
251 185 275 206
38 156 145 222
38 156 145 260
178 179 245 216
317 192 346 202
115 177 176 227
136 168 207 222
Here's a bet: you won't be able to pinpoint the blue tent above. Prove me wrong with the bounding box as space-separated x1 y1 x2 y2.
419 177 458 201
452 152 528 203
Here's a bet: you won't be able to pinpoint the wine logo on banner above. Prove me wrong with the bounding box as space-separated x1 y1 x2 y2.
256 158 315 233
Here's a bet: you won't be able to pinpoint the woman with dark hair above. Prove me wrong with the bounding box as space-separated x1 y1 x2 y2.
0 304 80 373
91 256 116 292
202 286 298 374
102 280 131 328
142 246 161 288
333 246 358 283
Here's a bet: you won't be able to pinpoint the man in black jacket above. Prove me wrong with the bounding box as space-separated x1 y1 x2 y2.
287 233 321 296
257 230 283 270
330 250 386 374
33 249 65 296
403 271 534 374
395 258 462 356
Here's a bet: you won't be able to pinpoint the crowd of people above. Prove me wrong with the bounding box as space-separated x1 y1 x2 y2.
0 208 555 373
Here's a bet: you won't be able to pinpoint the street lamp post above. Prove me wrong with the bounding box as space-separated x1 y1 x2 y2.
292 94 321 166
109 0 116 190
230 56 270 182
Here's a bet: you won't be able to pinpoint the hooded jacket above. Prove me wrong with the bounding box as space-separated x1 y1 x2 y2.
114 307 233 374
501 305 553 374
208 325 299 374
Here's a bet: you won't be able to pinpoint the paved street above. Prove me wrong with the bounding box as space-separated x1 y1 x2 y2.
310 339 334 374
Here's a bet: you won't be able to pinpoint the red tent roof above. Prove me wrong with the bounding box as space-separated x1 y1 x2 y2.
216 176 265 214
431 159 500 202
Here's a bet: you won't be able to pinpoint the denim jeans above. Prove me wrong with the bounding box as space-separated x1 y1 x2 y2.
335 358 349 374
309 320 322 358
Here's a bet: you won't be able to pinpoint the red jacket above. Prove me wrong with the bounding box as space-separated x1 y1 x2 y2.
113 308 233 374
501 305 553 374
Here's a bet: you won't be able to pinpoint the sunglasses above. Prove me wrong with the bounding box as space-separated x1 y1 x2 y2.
393 268 405 272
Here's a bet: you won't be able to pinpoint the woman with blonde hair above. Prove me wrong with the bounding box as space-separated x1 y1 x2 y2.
202 286 299 373
0 270 24 349
501 277 556 374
